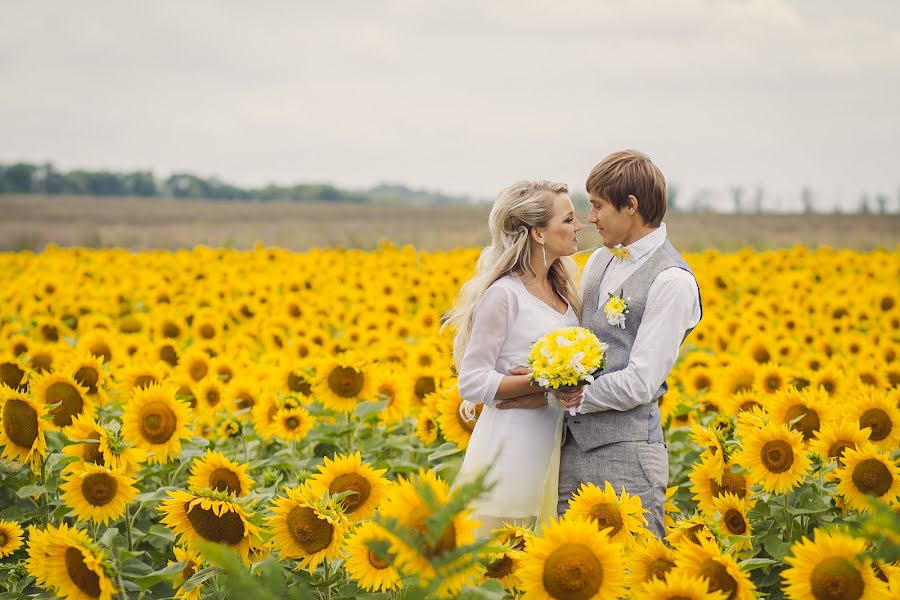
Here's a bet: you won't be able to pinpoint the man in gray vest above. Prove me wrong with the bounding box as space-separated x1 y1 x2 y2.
552 150 702 539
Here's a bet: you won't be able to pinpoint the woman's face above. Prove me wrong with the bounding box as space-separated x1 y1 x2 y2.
538 192 582 260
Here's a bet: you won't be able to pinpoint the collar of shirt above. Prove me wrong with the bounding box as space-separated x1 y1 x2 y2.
617 223 667 263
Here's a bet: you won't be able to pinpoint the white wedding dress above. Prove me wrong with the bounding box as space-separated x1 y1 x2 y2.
454 274 578 536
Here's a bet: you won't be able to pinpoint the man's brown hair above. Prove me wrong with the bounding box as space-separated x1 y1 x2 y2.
585 150 667 227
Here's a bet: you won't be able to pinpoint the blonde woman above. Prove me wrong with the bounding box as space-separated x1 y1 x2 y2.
443 179 584 536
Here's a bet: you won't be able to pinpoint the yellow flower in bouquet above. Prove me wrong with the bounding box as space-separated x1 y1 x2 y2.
528 326 607 390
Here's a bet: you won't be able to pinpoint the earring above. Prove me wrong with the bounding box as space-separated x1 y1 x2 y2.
541 242 548 268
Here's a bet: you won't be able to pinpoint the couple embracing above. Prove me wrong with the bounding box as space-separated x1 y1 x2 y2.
445 150 702 539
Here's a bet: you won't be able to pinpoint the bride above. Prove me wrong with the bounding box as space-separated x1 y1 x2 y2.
443 179 584 536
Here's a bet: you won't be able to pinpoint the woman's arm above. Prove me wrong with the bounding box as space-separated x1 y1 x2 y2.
457 285 542 406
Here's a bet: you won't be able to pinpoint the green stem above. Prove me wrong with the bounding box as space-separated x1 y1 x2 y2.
125 504 133 551
38 453 50 527
323 560 332 600
242 430 250 464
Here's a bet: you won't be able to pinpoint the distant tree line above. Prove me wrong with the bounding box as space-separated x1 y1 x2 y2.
0 162 472 205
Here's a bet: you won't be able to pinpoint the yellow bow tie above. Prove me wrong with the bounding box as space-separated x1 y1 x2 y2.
610 246 631 260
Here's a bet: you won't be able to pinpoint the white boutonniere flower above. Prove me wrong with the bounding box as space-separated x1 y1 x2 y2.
603 290 630 329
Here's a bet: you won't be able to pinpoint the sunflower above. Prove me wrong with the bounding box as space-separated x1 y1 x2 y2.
765 388 829 442
179 347 212 383
810 364 848 399
834 446 900 512
25 522 117 600
0 352 27 390
121 383 192 465
63 354 108 405
187 450 253 497
434 387 482 450
734 421 811 494
723 361 758 395
170 545 204 600
564 480 649 545
712 493 753 553
272 406 315 442
370 365 413 424
517 515 626 600
0 384 48 466
379 469 482 596
274 362 315 400
849 390 900 450
640 570 730 599
664 485 680 531
415 404 440 445
0 519 24 558
59 462 139 525
691 423 726 474
754 363 793 396
306 452 389 521
810 419 872 471
483 522 533 591
314 355 374 412
266 484 349 571
62 413 108 466
342 521 403 593
782 528 887 600
674 535 756 600
29 371 92 428
625 535 677 590
196 378 225 412
159 489 261 564
689 457 749 516
25 341 60 374
97 430 147 475
667 514 720 548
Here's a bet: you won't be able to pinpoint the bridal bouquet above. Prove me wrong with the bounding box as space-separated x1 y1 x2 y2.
528 327 608 414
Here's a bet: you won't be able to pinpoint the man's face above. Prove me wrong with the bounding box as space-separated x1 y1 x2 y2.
587 193 632 247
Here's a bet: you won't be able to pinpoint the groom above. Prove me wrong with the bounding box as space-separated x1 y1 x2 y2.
553 150 702 538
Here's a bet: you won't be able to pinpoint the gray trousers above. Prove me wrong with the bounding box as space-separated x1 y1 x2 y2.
557 428 668 539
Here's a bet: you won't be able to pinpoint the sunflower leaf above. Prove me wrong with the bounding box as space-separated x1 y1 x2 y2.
16 485 47 498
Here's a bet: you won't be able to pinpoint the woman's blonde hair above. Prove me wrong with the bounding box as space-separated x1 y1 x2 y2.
443 180 582 369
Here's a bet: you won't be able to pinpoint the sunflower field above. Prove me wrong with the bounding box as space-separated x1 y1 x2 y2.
0 243 898 600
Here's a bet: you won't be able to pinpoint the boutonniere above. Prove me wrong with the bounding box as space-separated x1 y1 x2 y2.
603 290 630 329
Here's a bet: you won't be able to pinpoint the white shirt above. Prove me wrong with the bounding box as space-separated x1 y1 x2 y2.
579 224 702 413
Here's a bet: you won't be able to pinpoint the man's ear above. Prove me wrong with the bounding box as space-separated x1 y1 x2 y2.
626 195 639 216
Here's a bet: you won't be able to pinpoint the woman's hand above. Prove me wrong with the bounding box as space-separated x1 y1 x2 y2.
551 386 584 410
495 391 547 410
507 365 532 376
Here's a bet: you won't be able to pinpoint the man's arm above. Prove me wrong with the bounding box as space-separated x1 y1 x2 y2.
580 268 701 413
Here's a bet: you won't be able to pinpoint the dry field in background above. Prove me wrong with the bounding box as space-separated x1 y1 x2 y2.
1 194 897 252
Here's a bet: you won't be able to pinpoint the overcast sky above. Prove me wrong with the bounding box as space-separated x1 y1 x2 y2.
2 0 898 211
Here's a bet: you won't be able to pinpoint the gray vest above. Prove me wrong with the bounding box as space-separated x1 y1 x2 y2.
566 239 701 451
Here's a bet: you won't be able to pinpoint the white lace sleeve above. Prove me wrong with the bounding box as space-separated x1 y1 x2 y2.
457 283 518 408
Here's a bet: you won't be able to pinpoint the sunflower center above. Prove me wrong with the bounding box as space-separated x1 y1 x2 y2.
46 381 84 427
810 556 864 600
287 372 312 396
73 366 100 394
162 322 181 338
828 441 855 464
329 473 372 513
414 376 436 400
83 435 105 466
858 408 891 442
2 398 39 449
1 362 25 389
761 439 794 473
784 405 820 441
285 416 300 430
205 388 220 407
719 471 748 499
647 557 675 581
542 543 603 600
64 546 101 597
327 367 364 398
286 505 333 553
0 532 6 546
486 554 513 579
426 522 457 558
209 468 242 495
698 558 737 599
159 345 178 366
851 458 892 497
134 375 157 390
184 502 246 545
82 472 118 506
235 392 255 410
723 509 747 535
139 401 178 444
588 503 624 537
189 360 208 382
367 548 392 570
